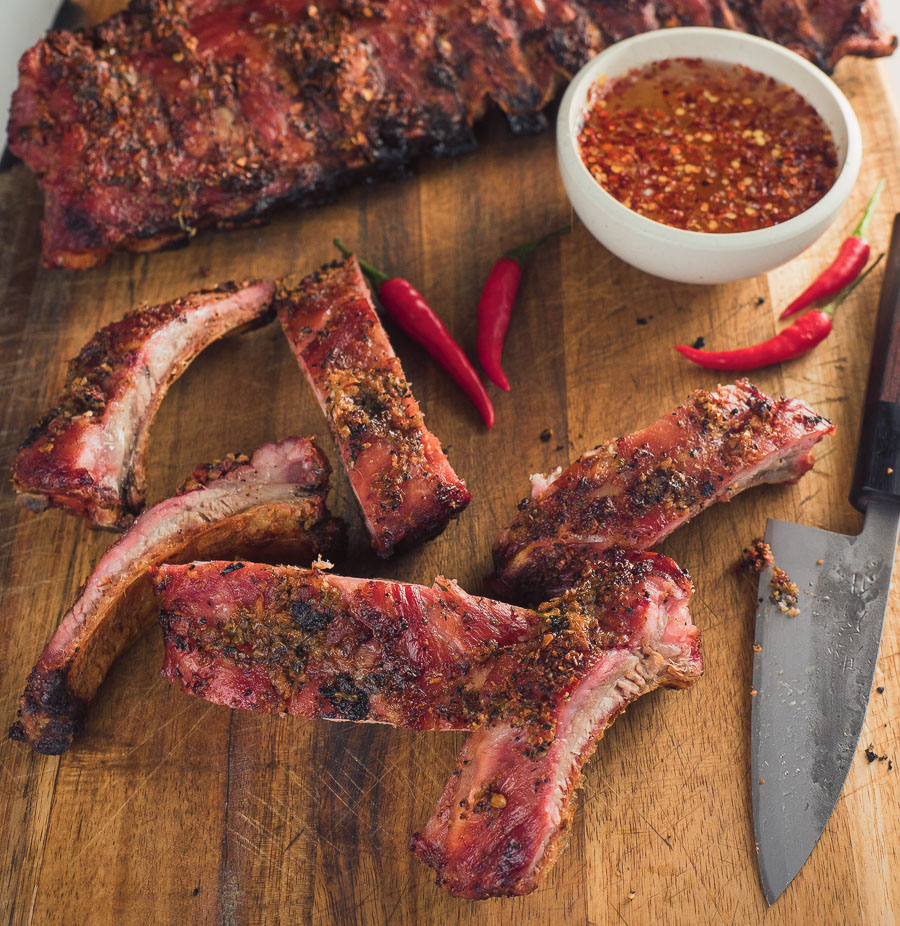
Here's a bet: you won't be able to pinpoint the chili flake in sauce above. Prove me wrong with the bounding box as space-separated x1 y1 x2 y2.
577 58 839 233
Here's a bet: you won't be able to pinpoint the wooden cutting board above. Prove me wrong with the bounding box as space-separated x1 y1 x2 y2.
2 8 899 922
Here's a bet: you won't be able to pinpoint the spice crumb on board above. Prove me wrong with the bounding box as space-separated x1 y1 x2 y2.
877 686 885 694
770 566 800 616
736 538 773 575
864 744 893 770
692 336 706 349
540 428 553 442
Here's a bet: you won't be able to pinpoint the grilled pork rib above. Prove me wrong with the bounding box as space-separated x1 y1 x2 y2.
10 437 344 754
155 551 698 898
156 559 538 725
491 380 834 603
277 257 470 556
410 555 699 898
9 1 894 268
12 280 275 529
155 550 690 728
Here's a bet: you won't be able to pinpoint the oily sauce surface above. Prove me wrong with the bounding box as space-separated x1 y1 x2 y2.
577 58 839 233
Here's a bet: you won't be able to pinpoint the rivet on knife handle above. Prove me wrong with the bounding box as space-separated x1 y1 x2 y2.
850 212 900 511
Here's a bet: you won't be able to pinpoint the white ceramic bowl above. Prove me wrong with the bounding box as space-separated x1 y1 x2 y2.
556 28 862 284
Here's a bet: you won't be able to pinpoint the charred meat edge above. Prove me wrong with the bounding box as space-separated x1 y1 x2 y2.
8 0 894 267
276 256 470 557
12 279 275 529
10 436 344 755
491 379 834 603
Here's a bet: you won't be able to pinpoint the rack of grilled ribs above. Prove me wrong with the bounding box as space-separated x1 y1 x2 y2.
10 436 344 754
9 0 895 268
490 380 834 603
276 256 470 556
157 549 700 898
12 280 275 529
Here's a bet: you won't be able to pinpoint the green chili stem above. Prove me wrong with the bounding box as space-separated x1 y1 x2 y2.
851 179 886 240
821 252 884 319
333 238 390 287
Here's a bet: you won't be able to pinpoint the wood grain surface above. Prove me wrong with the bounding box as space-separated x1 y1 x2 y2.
2 9 899 922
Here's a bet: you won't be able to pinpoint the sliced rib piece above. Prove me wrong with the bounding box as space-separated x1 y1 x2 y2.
410 553 700 898
276 257 470 557
155 550 688 731
490 380 834 603
154 550 698 899
9 1 894 268
155 560 538 726
12 280 275 529
10 437 344 755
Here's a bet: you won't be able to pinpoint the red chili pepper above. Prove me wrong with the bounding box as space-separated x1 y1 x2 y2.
780 179 885 320
675 254 884 371
334 239 495 428
477 228 569 391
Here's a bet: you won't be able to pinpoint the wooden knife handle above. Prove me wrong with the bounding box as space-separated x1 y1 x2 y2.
850 213 900 510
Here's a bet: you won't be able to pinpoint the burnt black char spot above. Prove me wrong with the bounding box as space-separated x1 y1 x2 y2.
291 597 333 632
10 667 88 754
62 205 105 248
495 839 526 886
320 673 370 720
547 612 569 634
506 110 548 135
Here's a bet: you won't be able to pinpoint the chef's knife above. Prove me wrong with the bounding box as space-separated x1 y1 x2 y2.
751 212 900 905
0 0 82 170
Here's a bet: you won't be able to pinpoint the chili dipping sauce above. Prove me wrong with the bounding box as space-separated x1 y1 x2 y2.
577 58 839 233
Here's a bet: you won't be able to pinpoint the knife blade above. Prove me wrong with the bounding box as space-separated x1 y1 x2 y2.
751 212 900 904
